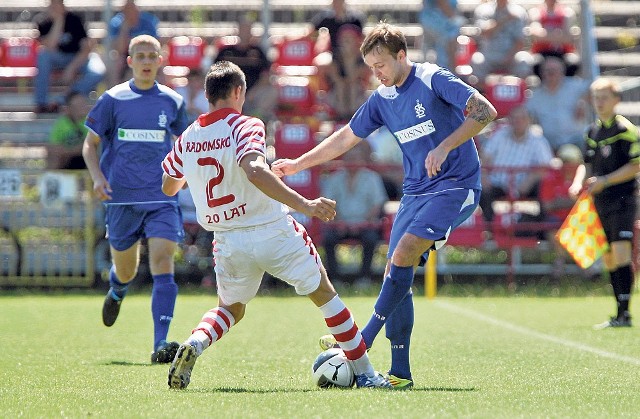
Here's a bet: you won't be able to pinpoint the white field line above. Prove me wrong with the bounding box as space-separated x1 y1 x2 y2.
435 300 640 366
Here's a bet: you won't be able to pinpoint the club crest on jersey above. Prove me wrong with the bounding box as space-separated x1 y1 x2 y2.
394 120 435 144
158 111 167 128
415 100 426 118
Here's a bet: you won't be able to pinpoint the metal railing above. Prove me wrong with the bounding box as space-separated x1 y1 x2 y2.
0 170 96 286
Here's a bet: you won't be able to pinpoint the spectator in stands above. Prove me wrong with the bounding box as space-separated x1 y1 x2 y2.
537 143 583 278
420 0 466 70
104 0 159 87
478 105 554 241
569 78 640 329
320 141 388 283
174 70 209 123
33 0 105 114
322 24 372 121
310 0 365 74
215 16 269 93
47 91 89 170
214 16 276 121
82 35 188 363
243 67 278 123
471 0 533 84
525 56 589 152
528 0 580 78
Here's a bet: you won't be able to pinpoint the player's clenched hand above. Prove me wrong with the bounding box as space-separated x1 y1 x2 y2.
303 197 337 222
93 178 112 201
425 146 449 178
271 158 299 178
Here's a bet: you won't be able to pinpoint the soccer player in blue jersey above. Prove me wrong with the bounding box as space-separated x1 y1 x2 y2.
82 35 189 363
272 22 497 388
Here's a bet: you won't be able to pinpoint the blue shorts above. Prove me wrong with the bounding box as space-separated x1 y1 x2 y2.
105 203 185 251
387 188 480 264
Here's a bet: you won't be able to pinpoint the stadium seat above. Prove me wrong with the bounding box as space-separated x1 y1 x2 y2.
0 37 39 79
164 36 205 77
454 35 477 77
446 209 486 247
274 122 316 159
275 37 315 67
275 76 317 117
272 36 318 81
273 120 322 238
483 74 528 119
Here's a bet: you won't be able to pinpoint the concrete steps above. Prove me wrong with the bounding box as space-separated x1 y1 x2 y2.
0 112 53 144
0 0 638 138
598 52 640 76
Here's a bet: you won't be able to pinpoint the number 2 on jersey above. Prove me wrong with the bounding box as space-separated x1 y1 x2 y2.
197 157 235 208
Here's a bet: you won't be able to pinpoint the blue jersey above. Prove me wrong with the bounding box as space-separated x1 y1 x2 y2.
86 80 188 204
350 63 481 195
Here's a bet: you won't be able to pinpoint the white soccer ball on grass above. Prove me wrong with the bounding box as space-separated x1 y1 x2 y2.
311 347 355 388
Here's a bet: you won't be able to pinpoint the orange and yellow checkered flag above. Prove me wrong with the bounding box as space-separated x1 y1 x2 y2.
555 192 609 269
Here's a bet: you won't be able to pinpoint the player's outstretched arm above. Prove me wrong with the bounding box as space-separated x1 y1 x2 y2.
271 124 362 177
242 153 336 222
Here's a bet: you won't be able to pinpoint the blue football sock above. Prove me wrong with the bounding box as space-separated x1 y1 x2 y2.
361 264 414 348
109 266 129 300
386 292 414 380
151 273 178 349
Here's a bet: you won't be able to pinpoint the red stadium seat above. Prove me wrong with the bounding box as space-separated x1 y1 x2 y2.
274 122 316 159
276 76 316 117
165 36 205 76
446 209 486 247
0 37 39 78
275 37 315 67
454 35 477 76
273 36 318 79
483 75 528 119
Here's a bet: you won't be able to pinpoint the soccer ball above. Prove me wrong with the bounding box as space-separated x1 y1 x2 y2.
311 348 355 388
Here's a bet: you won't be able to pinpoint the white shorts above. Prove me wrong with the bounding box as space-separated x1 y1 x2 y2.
213 215 323 305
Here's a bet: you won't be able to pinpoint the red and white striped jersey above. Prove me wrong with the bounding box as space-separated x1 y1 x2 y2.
162 108 288 231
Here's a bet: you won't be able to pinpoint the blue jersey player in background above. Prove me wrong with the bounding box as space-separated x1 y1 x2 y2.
273 22 497 388
82 35 189 364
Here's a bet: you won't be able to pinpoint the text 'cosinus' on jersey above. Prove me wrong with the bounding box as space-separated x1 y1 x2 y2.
185 137 231 152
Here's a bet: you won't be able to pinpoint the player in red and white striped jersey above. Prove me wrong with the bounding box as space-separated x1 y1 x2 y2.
162 61 391 390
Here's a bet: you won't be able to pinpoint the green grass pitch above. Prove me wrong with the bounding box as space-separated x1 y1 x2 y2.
1 292 639 417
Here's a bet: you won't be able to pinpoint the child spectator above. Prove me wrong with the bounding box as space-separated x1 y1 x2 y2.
47 91 89 169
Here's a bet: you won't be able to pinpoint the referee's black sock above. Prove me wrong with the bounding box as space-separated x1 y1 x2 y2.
612 265 633 318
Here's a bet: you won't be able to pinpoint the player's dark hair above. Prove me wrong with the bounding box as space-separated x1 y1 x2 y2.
360 22 407 59
205 61 247 105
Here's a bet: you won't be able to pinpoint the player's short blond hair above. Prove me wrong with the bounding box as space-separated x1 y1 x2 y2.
128 35 161 56
590 78 621 99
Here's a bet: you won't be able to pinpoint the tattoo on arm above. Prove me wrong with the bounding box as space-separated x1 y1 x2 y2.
466 94 493 126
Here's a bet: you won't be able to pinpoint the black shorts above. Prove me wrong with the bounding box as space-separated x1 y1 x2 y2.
595 195 636 243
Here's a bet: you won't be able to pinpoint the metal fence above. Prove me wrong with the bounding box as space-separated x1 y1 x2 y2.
0 169 96 287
